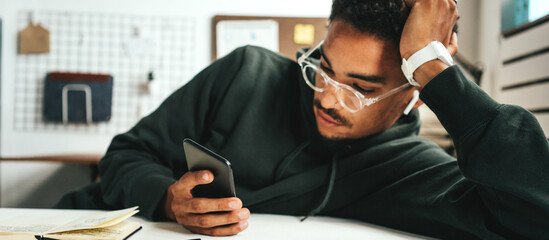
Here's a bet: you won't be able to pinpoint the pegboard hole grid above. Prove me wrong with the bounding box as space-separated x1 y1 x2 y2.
14 10 196 135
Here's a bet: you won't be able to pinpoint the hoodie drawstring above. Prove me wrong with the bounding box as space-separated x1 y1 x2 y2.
301 154 338 221
274 141 311 181
272 140 339 221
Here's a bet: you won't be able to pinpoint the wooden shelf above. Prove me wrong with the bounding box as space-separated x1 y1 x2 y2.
0 154 102 165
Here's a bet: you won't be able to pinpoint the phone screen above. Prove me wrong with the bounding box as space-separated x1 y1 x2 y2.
183 138 236 198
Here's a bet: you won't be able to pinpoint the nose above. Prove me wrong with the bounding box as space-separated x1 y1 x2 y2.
318 85 341 110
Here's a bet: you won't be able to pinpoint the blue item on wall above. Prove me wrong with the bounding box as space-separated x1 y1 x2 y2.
43 72 113 124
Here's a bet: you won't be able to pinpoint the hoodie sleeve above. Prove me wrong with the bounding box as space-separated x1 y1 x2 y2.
97 47 247 220
419 65 549 238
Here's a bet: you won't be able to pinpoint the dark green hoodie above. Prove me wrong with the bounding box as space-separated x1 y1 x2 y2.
57 46 549 239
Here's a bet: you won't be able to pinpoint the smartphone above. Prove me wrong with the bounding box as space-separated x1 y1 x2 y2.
183 138 236 198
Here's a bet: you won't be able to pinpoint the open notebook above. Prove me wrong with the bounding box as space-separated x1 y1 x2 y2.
0 207 140 240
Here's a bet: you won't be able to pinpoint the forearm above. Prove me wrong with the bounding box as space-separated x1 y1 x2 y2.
98 47 247 220
421 66 548 184
420 66 549 237
99 147 177 220
98 88 195 220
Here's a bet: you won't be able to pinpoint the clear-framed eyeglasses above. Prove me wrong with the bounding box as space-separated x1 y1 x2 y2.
297 40 412 113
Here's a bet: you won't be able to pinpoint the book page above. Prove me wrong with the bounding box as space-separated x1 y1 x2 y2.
0 234 37 240
46 221 141 240
92 210 139 229
0 215 76 234
0 207 138 235
47 207 139 233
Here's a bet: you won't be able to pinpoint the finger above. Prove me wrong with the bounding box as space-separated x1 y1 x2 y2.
181 208 250 228
185 220 249 236
174 170 214 194
447 32 459 56
442 0 459 46
449 0 459 39
180 197 242 214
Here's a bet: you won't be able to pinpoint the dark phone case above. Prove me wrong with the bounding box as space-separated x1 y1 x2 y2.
183 139 236 198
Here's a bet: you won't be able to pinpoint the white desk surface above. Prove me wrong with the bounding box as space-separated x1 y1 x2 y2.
0 208 427 240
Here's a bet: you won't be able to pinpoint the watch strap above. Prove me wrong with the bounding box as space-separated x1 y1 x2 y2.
401 41 453 86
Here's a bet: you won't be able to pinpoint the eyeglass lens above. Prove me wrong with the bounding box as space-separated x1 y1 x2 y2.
303 64 362 111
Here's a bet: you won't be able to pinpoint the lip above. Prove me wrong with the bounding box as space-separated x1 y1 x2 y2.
315 108 343 127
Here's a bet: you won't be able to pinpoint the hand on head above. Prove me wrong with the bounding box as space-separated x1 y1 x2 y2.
400 0 459 86
400 0 459 59
164 170 249 236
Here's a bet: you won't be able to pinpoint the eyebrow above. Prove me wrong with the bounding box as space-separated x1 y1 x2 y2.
347 73 386 84
319 45 386 85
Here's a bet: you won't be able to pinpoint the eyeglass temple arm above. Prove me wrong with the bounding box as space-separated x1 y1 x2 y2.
365 83 413 106
298 40 325 63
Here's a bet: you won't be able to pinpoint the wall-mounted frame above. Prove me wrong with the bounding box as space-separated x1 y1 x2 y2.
212 15 328 61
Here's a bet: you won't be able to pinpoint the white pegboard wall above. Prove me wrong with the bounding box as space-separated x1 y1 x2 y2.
14 10 196 135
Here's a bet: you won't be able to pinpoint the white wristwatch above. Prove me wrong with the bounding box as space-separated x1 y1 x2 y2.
401 41 453 86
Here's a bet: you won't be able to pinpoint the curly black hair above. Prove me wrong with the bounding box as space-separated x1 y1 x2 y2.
329 0 408 45
329 0 457 46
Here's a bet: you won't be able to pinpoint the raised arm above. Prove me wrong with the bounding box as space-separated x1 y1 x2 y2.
401 0 549 238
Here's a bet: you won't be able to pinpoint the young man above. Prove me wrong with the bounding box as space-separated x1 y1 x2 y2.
58 0 549 239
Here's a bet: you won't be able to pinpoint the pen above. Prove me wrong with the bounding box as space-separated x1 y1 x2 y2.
34 235 60 240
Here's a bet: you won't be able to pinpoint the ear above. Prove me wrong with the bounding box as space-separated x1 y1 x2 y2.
413 97 424 110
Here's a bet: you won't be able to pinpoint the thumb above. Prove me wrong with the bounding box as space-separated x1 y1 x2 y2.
176 170 214 195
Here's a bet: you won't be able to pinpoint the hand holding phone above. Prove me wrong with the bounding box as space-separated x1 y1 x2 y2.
183 138 236 198
162 139 248 236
